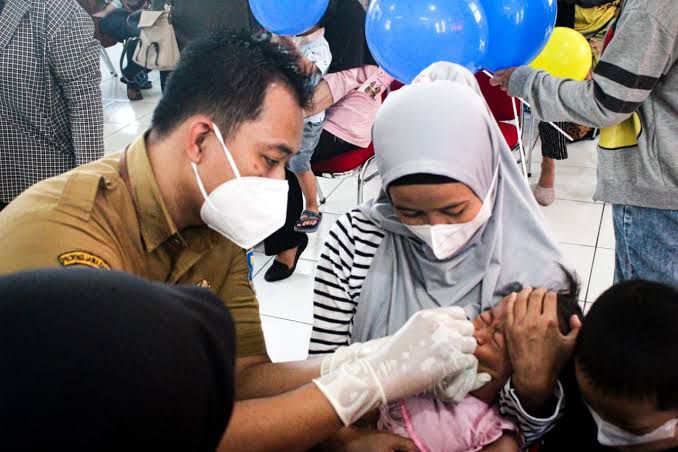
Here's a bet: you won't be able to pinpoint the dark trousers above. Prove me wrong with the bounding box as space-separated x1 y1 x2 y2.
99 9 145 88
263 130 356 256
0 201 7 212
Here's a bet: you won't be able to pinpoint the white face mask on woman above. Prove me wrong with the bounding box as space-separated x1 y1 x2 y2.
407 169 498 260
191 123 289 250
587 405 678 447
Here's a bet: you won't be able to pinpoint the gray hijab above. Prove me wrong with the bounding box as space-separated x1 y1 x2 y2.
352 63 568 343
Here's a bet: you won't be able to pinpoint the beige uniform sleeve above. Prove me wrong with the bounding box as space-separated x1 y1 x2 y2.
0 211 123 275
217 248 266 358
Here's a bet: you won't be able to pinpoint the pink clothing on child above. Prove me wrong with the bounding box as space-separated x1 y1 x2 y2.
322 65 394 148
379 396 518 452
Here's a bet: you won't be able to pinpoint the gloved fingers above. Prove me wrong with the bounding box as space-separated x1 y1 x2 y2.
436 306 469 321
458 335 478 354
471 372 492 391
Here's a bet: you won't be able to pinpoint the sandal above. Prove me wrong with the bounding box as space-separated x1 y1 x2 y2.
294 209 323 233
264 234 309 283
126 86 143 102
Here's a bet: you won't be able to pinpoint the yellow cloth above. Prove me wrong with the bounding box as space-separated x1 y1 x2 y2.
599 113 642 151
575 1 620 35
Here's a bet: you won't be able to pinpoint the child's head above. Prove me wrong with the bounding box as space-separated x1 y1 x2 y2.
470 271 582 404
575 280 678 450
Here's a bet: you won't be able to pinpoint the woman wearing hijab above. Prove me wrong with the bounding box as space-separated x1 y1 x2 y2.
0 268 236 452
309 63 568 348
307 63 574 448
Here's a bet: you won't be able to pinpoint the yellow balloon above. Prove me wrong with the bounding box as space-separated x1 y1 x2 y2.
529 27 592 80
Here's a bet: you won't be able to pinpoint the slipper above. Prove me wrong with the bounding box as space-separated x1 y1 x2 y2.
294 209 323 233
264 234 309 283
533 184 556 206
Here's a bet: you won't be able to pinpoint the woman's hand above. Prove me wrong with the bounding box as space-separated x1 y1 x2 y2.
504 288 582 416
321 427 416 452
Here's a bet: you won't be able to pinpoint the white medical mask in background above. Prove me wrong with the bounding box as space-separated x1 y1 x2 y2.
407 169 498 260
191 123 289 250
587 404 678 447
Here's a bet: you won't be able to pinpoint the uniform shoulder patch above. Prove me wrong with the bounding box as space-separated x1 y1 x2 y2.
58 251 111 270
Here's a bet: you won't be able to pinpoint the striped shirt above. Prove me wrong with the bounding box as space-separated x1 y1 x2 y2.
310 208 564 446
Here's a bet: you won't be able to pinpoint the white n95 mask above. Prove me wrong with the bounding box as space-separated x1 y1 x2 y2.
191 123 289 250
407 169 497 261
588 405 678 447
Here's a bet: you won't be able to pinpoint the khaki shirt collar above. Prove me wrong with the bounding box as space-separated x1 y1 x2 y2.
126 134 186 253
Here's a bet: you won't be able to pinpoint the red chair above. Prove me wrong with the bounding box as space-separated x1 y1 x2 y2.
474 72 523 152
312 81 404 205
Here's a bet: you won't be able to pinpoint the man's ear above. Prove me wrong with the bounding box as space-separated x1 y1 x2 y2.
185 117 213 164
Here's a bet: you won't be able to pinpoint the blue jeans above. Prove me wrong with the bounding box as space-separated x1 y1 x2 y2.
613 205 678 286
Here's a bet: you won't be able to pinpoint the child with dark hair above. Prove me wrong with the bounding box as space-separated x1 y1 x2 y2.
540 280 678 451
377 274 583 452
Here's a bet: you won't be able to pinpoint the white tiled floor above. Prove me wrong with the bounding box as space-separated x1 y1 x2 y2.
100 46 616 363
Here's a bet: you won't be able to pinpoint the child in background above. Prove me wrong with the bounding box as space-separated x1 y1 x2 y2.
285 20 332 234
379 278 583 452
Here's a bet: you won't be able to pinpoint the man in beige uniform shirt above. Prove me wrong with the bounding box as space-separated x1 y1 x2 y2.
0 31 485 451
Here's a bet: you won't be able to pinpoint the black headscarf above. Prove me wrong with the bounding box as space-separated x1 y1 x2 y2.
0 269 236 452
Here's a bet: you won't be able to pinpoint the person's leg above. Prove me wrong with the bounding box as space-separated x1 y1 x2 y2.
539 157 556 188
263 170 309 282
290 121 325 232
298 171 319 212
310 130 357 163
264 169 306 258
613 204 678 285
100 9 145 100
160 71 171 92
534 121 568 206
612 204 632 283
99 9 131 42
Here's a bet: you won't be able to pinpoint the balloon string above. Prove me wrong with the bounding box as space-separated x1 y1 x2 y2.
511 97 529 182
482 70 575 142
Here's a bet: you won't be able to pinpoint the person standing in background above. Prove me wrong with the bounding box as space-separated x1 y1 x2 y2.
96 0 151 101
0 0 104 212
492 0 678 285
152 0 253 91
533 0 618 206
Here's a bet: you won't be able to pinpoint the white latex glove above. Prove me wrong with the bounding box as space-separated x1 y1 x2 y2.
433 365 493 403
313 307 478 426
320 336 391 376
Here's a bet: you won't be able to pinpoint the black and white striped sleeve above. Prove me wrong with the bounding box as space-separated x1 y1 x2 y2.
309 210 383 356
498 378 565 447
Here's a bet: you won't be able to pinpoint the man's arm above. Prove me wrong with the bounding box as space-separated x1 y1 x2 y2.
235 355 324 399
219 384 343 452
494 6 675 128
47 3 104 166
224 307 480 451
499 289 581 446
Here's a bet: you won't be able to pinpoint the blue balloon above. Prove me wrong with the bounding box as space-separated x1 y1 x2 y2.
365 0 489 84
249 0 329 36
481 0 557 72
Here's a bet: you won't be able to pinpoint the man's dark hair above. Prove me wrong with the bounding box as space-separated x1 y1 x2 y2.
152 30 313 138
575 280 678 410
